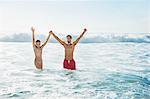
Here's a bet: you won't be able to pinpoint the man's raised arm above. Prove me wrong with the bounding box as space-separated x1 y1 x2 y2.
73 28 87 45
41 31 51 48
31 27 36 47
51 32 66 46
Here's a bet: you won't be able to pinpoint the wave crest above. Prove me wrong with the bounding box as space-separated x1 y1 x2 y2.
0 33 150 43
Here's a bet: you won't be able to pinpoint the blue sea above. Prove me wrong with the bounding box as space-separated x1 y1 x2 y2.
0 42 150 99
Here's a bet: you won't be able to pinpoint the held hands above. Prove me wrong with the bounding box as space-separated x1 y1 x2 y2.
49 30 53 35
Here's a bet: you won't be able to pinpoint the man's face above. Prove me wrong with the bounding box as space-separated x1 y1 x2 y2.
67 36 72 44
36 42 41 47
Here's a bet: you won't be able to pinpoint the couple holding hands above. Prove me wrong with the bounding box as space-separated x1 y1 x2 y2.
31 27 87 70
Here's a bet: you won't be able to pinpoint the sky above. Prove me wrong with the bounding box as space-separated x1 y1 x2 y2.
0 0 149 37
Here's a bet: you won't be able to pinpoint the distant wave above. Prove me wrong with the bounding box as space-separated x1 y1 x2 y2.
0 33 31 42
81 33 150 43
0 33 150 43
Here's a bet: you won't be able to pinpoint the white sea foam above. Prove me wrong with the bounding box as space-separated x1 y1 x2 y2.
0 42 150 99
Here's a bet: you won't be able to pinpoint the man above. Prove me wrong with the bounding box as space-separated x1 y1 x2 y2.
31 27 52 69
50 28 87 70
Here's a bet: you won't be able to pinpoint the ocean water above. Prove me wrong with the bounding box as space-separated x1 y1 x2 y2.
0 42 150 99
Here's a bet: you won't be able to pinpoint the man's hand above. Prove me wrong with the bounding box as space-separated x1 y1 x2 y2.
84 28 87 33
31 27 35 32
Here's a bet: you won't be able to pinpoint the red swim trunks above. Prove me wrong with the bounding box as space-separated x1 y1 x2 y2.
63 59 76 70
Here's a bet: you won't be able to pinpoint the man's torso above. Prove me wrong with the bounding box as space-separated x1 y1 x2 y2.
64 44 75 60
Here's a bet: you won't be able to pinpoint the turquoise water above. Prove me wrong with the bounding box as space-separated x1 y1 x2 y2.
0 42 150 99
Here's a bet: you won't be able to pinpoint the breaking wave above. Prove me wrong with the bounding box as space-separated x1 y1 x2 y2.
0 33 150 43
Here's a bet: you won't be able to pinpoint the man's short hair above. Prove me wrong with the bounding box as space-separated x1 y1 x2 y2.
66 35 72 39
36 40 41 42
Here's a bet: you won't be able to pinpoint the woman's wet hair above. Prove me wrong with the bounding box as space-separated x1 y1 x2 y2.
66 35 72 39
36 40 41 42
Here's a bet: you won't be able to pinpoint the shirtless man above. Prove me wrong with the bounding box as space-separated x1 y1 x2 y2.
50 28 87 70
31 27 51 69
